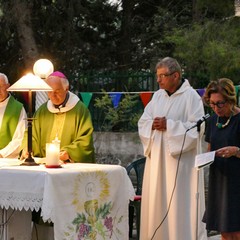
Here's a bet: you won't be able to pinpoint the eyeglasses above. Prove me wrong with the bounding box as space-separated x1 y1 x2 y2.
156 72 175 79
209 101 227 108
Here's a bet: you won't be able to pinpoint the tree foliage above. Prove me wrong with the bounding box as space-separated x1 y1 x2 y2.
170 18 240 87
94 90 141 131
0 0 238 90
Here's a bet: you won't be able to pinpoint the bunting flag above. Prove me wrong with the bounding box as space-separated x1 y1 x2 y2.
196 88 205 97
140 92 153 107
235 86 239 96
78 86 240 110
109 93 122 108
80 92 93 107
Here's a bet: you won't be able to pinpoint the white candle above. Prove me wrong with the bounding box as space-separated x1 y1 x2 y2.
46 143 60 165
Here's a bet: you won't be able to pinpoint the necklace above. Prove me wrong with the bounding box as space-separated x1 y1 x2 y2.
216 112 233 129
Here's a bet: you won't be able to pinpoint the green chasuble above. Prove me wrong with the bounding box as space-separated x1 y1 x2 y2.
0 96 22 149
23 100 95 163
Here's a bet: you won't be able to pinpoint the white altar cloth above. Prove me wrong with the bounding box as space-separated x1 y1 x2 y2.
0 163 135 240
0 166 46 211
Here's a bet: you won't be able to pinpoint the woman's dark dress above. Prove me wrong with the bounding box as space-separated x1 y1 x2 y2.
203 113 240 232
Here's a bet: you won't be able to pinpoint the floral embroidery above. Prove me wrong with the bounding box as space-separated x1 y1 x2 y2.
72 200 122 239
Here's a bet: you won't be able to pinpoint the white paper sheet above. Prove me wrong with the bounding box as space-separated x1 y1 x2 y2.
195 151 215 169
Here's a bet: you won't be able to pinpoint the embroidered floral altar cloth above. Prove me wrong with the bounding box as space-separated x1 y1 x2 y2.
0 163 135 240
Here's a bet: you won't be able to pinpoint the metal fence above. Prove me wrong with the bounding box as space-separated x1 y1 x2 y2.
70 71 156 131
71 70 157 92
70 71 240 132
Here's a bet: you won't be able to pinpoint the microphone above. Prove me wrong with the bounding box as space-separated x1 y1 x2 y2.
187 114 210 131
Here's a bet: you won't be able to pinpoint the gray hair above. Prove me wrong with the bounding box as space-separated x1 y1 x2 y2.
155 57 182 79
0 73 9 84
61 77 69 89
47 75 69 90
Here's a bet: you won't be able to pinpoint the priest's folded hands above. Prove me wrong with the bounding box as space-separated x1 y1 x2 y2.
152 117 167 131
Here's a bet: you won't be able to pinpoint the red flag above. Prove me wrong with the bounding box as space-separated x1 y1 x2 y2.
140 92 152 107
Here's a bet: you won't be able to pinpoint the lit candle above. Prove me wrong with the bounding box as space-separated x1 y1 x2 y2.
46 142 60 166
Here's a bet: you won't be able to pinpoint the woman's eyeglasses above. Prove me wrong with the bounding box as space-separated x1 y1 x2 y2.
209 101 226 108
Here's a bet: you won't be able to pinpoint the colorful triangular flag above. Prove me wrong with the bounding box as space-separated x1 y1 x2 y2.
196 89 205 97
140 92 152 107
80 92 93 108
109 93 122 108
235 86 239 96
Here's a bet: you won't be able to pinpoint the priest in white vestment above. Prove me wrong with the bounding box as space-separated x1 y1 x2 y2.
138 57 208 240
0 73 27 158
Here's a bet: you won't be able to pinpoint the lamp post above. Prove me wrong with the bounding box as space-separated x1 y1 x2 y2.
33 59 54 110
7 73 53 166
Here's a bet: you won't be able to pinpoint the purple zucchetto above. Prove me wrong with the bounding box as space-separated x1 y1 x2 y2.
49 71 67 78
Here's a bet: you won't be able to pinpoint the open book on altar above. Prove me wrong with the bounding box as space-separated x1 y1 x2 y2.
195 151 216 169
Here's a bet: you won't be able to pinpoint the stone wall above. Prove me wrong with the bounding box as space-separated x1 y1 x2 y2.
93 132 144 168
93 132 209 195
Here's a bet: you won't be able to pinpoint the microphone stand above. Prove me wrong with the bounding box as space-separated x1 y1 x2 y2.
195 123 202 240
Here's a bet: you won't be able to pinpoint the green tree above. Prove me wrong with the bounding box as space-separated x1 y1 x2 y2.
0 0 238 90
193 0 235 21
94 90 142 131
0 0 120 81
168 18 240 87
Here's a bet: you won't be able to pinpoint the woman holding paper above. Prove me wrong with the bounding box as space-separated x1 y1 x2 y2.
203 78 240 240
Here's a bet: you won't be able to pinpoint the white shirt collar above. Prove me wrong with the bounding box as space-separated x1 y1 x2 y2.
0 94 10 107
47 91 79 113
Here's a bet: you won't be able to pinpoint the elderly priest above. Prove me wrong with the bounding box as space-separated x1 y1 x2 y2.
20 71 95 163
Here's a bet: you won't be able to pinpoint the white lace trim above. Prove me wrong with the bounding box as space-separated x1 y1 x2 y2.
0 191 43 211
41 202 53 223
41 189 54 222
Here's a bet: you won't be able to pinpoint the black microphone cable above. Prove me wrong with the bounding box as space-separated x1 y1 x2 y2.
150 130 188 240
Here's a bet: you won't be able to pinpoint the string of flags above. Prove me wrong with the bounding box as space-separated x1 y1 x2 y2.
79 86 240 108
